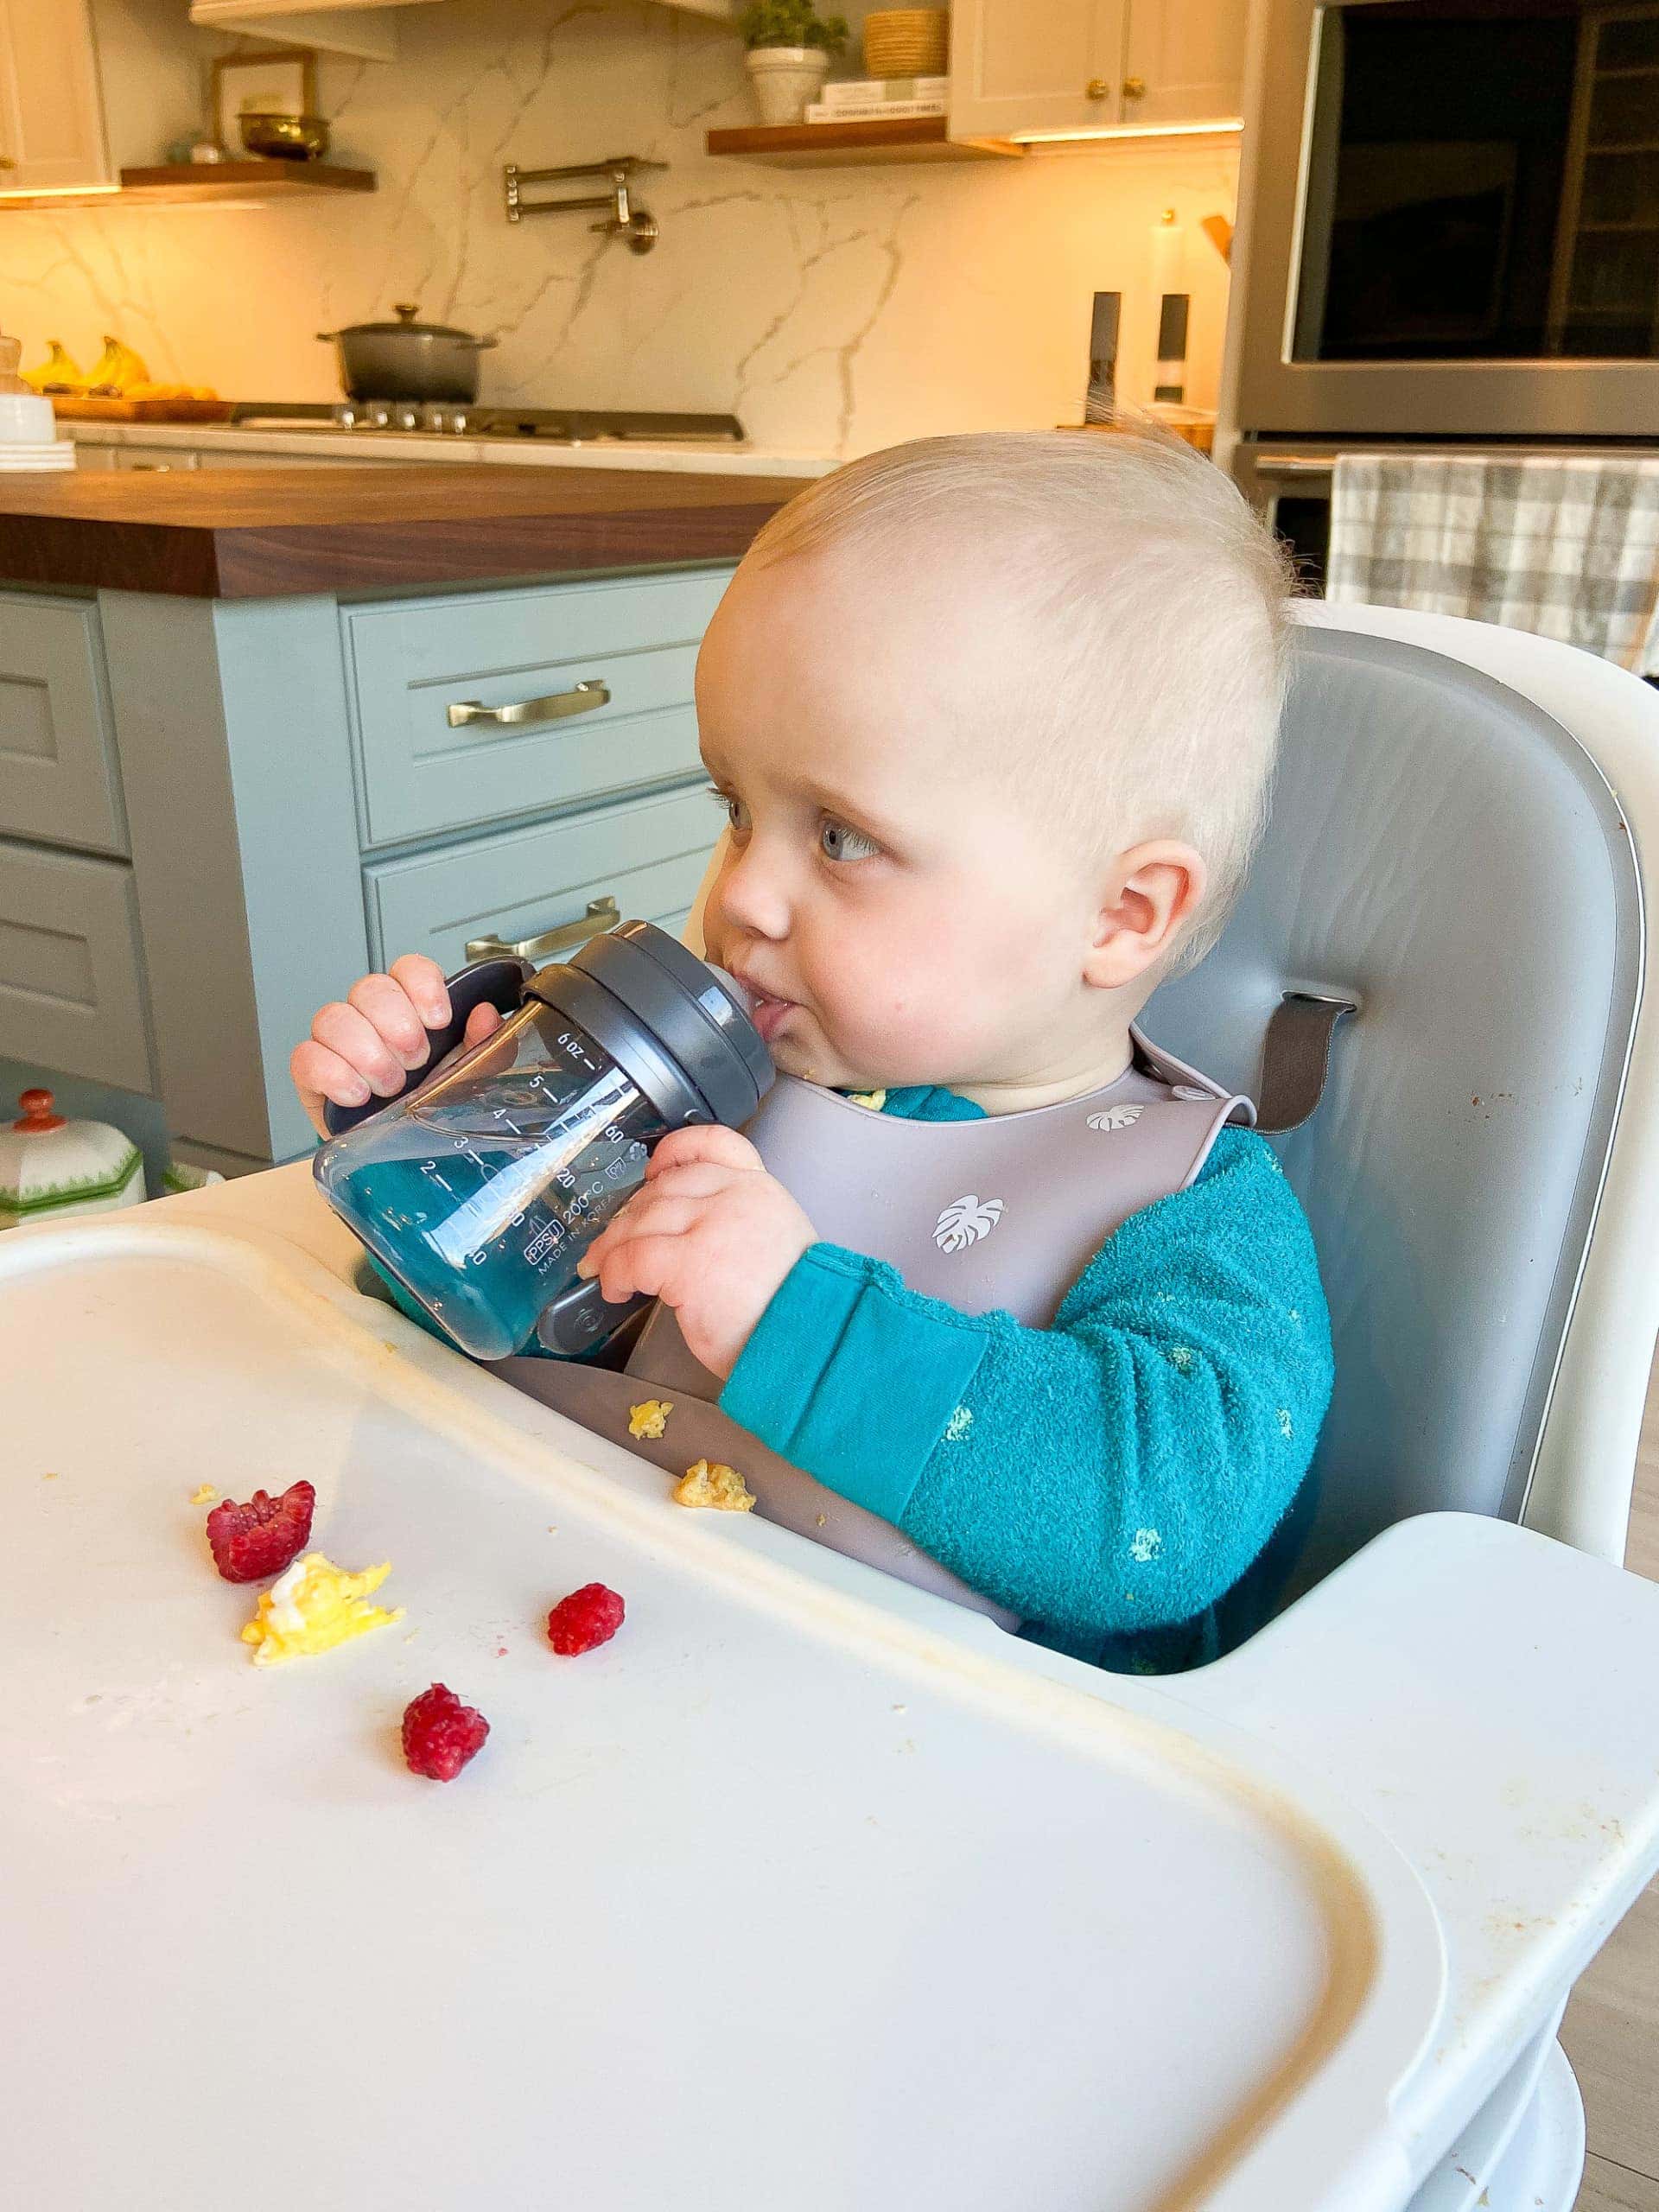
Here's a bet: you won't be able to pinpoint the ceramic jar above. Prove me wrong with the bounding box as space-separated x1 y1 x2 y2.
0 1090 146 1230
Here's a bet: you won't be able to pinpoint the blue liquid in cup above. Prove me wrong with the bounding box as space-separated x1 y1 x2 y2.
318 1052 661 1360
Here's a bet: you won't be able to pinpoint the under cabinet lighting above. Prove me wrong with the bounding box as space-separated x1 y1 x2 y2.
0 183 121 200
1011 120 1243 144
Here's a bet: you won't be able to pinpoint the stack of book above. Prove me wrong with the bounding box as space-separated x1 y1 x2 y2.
806 75 948 124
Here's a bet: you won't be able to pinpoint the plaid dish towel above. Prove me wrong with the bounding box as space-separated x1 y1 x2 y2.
1325 453 1659 676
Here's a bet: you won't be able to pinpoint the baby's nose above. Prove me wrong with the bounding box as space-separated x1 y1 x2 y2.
714 843 791 940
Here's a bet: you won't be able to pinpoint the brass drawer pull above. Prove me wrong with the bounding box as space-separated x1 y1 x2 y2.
465 894 620 963
447 677 610 730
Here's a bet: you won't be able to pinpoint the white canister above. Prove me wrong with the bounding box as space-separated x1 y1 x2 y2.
746 46 832 124
0 1090 147 1230
0 392 56 442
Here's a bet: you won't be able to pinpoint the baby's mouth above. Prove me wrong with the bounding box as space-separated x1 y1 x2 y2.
746 988 796 1045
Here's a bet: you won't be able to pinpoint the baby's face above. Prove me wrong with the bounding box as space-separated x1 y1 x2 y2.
695 549 1103 1096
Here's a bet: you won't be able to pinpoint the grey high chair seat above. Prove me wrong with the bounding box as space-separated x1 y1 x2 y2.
1146 601 1659 1599
1138 601 1659 2211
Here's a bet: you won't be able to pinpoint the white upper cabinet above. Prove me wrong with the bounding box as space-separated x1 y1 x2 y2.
0 0 113 194
950 0 1130 139
189 0 730 54
1121 0 1247 128
950 0 1244 141
187 1 442 61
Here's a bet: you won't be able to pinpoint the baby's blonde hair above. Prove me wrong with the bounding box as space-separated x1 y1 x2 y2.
742 422 1298 975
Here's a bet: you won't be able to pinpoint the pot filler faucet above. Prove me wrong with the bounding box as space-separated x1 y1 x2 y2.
503 156 665 253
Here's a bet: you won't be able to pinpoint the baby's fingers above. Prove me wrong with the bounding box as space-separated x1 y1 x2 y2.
645 1124 764 1179
578 1196 699 1281
588 1231 683 1308
309 1001 411 1097
289 1039 372 1128
388 953 451 1029
347 972 435 1071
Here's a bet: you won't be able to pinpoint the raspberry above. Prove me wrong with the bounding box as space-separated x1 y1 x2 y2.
206 1480 316 1583
546 1581 626 1656
401 1684 490 1782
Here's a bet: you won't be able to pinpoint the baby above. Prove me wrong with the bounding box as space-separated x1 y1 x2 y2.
292 426 1333 1674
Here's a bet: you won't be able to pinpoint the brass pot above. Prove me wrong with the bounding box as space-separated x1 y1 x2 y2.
238 112 330 162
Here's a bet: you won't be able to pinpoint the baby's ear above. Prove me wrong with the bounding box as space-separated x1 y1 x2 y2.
1083 842 1207 993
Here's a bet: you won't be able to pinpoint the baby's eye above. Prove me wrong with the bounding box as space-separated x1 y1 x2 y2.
820 817 880 863
706 784 751 836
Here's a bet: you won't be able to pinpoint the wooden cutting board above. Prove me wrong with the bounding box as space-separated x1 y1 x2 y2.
50 397 235 423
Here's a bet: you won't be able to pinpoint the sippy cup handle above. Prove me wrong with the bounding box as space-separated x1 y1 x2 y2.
321 956 535 1137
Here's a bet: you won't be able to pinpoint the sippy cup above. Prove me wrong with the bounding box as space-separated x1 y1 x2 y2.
313 921 772 1361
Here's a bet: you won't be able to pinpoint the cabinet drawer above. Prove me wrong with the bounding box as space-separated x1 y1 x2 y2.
0 596 126 855
364 785 721 973
0 836 153 1090
345 569 732 850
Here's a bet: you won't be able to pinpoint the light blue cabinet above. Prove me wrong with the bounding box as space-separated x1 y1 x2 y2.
0 563 735 1171
365 785 720 972
0 597 126 855
346 571 725 849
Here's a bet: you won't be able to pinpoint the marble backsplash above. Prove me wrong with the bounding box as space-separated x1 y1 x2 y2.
0 0 1238 460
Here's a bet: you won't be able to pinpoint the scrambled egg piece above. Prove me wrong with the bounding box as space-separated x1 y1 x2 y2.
847 1089 887 1111
242 1554 404 1667
627 1398 673 1440
190 1484 218 1506
673 1459 755 1513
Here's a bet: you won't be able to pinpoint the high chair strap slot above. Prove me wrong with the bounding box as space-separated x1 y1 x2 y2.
1255 992 1358 1134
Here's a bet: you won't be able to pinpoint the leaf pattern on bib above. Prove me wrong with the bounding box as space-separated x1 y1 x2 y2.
1086 1103 1145 1132
933 1194 1004 1254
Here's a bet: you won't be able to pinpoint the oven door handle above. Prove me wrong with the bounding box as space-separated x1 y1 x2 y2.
1250 454 1336 482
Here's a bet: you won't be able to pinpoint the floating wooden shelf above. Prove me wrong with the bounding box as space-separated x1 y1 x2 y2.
120 162 377 201
0 162 377 211
706 118 1023 168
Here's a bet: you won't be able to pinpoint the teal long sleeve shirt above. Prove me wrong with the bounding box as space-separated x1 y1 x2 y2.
719 1084 1334 1675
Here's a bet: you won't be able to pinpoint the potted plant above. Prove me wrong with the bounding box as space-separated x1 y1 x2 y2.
740 0 849 125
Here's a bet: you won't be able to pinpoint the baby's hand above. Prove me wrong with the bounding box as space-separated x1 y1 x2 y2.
577 1126 814 1380
289 953 502 1136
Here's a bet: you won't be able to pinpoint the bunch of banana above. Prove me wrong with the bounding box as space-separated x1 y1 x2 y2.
22 335 218 403
22 339 86 394
85 335 151 395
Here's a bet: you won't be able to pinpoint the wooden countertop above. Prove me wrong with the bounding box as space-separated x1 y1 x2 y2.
0 465 808 598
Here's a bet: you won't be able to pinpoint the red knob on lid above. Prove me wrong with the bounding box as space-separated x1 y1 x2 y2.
14 1088 67 1133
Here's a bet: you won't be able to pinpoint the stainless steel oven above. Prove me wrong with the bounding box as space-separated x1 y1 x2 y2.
1225 0 1659 445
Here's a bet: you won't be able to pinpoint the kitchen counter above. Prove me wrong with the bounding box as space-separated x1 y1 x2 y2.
65 419 836 479
0 463 808 598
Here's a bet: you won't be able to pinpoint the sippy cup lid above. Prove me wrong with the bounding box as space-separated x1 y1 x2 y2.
530 921 772 1129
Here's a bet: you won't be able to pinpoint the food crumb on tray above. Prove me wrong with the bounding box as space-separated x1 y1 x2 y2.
627 1398 673 1439
189 1483 217 1506
241 1554 403 1666
674 1459 755 1513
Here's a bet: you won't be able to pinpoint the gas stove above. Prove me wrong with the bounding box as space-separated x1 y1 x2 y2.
227 402 747 443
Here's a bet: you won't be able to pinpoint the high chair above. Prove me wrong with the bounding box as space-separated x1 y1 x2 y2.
711 596 1659 2208
1144 600 1659 2209
8 604 1659 2212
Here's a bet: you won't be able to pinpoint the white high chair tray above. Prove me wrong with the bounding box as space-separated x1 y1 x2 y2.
3 1211 1453 2212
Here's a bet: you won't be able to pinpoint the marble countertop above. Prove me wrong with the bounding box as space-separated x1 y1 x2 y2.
62 419 836 479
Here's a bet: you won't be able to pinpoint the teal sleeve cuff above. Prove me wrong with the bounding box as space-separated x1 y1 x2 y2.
719 1242 989 1526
